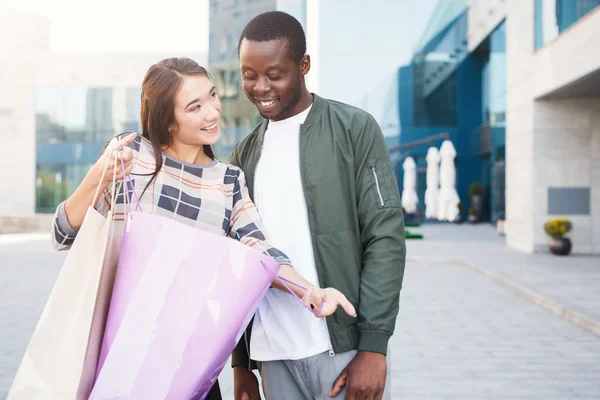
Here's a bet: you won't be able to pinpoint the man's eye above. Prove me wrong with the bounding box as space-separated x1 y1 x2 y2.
269 75 282 81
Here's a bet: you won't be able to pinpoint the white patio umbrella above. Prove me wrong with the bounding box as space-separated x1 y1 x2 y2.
425 146 440 219
401 156 418 214
437 140 460 221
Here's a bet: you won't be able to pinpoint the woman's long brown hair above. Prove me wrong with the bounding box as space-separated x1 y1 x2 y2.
138 57 216 196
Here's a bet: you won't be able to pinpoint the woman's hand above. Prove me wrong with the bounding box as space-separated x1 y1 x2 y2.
62 132 138 230
92 132 137 183
302 286 357 318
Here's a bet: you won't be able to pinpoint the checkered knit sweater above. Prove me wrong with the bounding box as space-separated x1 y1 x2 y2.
51 133 291 266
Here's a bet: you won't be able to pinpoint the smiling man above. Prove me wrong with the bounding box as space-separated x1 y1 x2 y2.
230 11 406 400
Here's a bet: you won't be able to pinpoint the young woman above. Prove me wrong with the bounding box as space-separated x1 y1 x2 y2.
51 57 355 399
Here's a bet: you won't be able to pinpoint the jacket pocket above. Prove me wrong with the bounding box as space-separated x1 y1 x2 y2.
368 158 401 209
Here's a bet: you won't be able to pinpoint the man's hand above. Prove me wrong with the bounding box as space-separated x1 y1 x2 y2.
329 351 386 399
233 366 261 400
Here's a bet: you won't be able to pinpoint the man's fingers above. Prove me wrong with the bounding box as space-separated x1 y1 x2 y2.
329 370 347 398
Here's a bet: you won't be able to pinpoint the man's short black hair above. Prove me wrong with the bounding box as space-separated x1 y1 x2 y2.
238 11 306 63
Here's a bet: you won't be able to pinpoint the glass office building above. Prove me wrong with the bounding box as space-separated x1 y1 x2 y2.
35 87 142 212
398 0 506 221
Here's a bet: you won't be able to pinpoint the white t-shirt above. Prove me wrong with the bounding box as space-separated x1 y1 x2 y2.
250 104 331 361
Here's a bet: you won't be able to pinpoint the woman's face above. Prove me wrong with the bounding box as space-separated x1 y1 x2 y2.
170 74 222 147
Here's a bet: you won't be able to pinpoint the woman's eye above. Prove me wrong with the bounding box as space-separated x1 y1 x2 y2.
191 105 201 111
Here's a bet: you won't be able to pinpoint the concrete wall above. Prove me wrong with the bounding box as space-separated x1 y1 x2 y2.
503 1 600 254
504 0 536 253
533 7 600 98
532 99 600 254
467 0 507 52
0 13 49 217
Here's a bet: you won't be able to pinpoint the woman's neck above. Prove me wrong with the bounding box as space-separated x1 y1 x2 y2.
162 142 212 166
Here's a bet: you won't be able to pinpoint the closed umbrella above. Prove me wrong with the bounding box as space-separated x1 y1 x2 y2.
437 140 460 221
401 156 418 214
425 146 440 219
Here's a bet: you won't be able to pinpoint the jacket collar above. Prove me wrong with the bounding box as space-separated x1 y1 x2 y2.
256 93 325 145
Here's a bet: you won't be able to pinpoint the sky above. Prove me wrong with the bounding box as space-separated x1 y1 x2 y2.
2 0 440 137
1 0 210 53
313 0 439 136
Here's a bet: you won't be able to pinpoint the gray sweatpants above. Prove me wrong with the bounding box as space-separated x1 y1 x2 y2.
257 350 391 400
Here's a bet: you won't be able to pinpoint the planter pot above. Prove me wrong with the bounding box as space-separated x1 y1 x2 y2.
497 219 505 235
471 194 484 220
549 238 572 256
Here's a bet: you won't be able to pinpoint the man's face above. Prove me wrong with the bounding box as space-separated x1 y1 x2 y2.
239 38 309 121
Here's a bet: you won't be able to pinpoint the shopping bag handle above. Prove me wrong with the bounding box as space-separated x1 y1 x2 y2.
119 151 143 215
260 261 324 316
90 153 123 214
91 152 113 208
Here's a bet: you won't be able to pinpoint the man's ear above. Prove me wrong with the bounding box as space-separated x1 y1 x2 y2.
300 54 311 76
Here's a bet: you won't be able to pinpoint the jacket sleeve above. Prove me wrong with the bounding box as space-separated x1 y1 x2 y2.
229 140 243 169
353 113 406 355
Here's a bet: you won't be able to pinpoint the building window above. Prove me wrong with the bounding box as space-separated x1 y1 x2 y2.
481 21 506 127
411 12 469 127
413 64 458 127
535 0 600 50
35 86 141 213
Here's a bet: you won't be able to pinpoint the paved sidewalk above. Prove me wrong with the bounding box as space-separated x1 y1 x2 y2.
390 257 600 399
407 223 600 327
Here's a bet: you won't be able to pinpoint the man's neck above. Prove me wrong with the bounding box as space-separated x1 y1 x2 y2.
271 90 313 122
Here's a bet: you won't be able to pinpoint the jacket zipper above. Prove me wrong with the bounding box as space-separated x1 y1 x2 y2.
371 166 385 207
298 122 338 359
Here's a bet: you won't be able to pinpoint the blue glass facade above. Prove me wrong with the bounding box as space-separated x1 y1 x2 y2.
35 87 142 213
535 0 600 49
477 21 506 221
398 10 507 221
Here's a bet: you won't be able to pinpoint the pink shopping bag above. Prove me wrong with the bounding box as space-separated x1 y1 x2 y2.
90 210 280 400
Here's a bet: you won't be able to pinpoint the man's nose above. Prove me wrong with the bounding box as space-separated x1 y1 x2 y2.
253 76 271 94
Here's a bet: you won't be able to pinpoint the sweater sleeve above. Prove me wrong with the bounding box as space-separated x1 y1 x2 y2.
227 168 291 266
